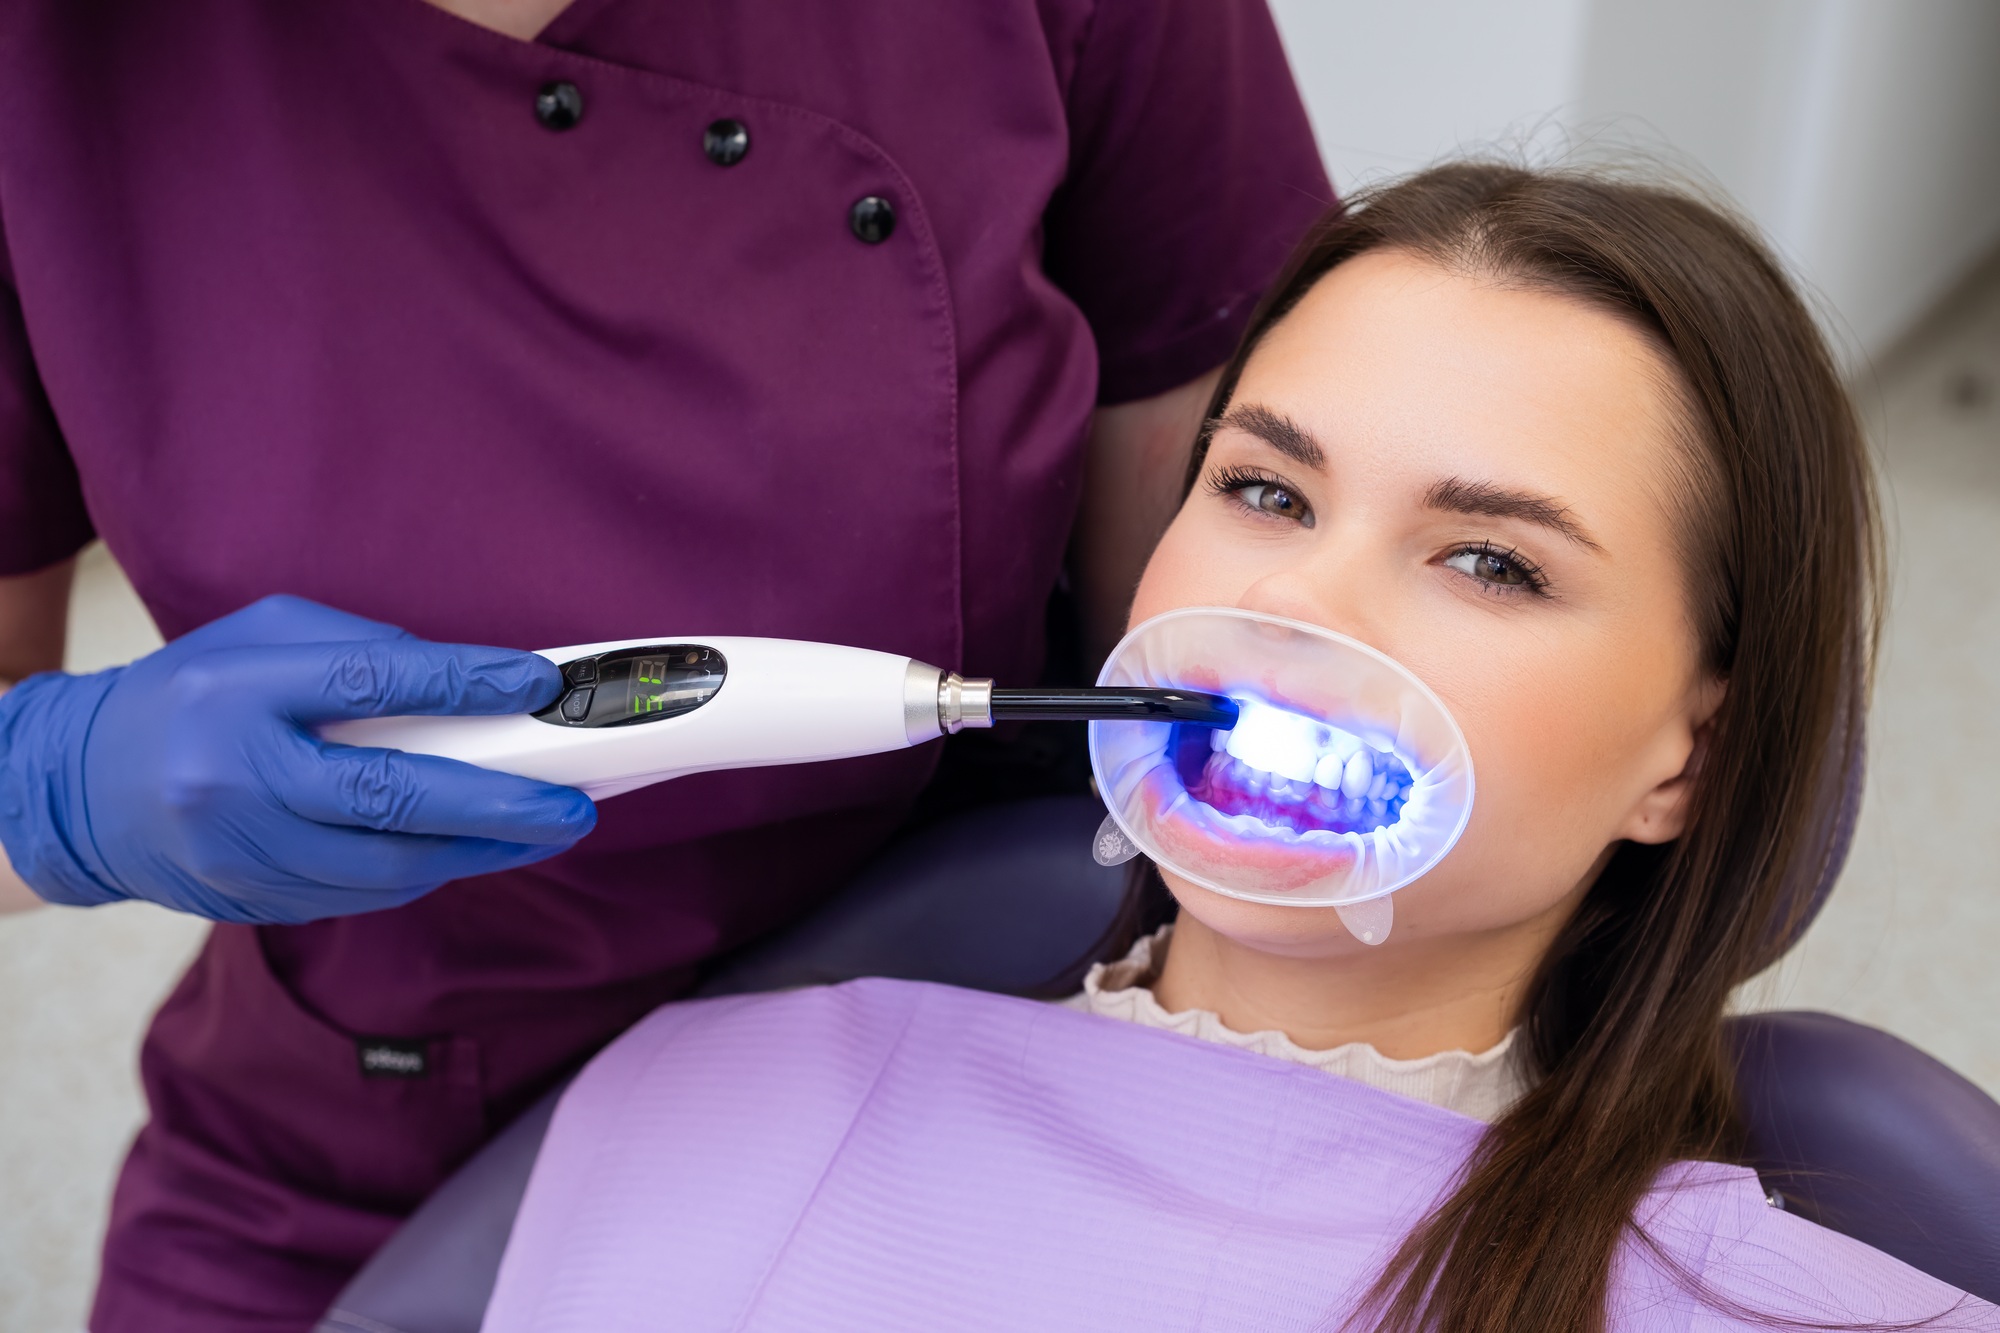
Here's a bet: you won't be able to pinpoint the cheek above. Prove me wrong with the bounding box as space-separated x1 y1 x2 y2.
1128 508 1253 630
1393 623 1687 923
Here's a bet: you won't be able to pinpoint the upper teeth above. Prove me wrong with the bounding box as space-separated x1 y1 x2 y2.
1218 698 1395 795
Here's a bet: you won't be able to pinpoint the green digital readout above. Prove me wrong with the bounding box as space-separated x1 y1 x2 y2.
534 644 725 730
631 658 670 715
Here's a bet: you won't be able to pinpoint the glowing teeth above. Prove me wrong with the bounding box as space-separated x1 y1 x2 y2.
1222 698 1324 784
1220 699 1384 797
1341 748 1373 798
1194 697 1418 838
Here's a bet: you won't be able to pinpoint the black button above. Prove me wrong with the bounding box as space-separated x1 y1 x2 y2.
703 119 750 166
565 658 598 686
560 687 593 722
850 195 896 244
535 81 584 131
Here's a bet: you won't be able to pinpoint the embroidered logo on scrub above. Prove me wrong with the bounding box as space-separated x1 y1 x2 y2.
356 1038 430 1079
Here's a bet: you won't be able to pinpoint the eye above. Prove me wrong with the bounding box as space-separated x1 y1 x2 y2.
1444 542 1548 595
1208 466 1315 528
1239 483 1310 522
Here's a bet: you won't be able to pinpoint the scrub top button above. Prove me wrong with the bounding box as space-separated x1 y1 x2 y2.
534 81 584 130
849 195 896 244
703 119 750 166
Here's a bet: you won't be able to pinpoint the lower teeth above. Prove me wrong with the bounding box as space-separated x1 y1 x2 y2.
1187 751 1411 836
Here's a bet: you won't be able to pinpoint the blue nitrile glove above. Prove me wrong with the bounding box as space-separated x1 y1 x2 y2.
0 594 596 924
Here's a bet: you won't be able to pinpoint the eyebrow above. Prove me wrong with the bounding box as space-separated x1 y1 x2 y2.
1217 403 1325 469
1424 476 1603 552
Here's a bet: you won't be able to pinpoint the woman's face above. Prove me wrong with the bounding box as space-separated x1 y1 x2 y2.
1132 249 1719 959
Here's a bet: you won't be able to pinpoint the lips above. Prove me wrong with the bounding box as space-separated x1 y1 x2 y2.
1132 762 1361 893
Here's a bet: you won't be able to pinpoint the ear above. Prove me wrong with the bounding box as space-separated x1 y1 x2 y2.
1618 675 1727 845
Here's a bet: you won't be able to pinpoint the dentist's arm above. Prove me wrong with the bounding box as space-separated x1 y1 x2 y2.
0 558 72 912
1072 366 1222 668
0 591 597 925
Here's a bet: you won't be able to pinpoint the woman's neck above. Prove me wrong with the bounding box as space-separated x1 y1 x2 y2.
1149 908 1566 1061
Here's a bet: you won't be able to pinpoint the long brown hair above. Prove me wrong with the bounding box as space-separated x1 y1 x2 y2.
1163 163 1881 1331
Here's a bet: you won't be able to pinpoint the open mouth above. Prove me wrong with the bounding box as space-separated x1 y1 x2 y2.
1169 697 1414 838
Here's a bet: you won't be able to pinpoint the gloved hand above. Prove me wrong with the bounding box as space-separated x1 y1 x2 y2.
0 594 596 924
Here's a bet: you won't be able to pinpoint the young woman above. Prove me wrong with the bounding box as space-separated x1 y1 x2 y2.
475 165 1994 1332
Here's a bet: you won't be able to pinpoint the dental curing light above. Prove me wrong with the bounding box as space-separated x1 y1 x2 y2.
1088 608 1475 945
323 637 1235 802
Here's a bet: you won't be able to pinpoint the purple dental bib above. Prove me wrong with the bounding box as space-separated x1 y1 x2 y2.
482 980 1991 1331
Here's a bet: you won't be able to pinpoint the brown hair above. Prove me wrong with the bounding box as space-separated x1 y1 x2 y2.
1169 163 1882 1331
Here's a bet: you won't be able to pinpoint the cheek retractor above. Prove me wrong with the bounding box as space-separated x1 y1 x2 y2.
1088 608 1475 945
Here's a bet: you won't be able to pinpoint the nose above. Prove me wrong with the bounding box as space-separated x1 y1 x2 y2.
1233 540 1392 646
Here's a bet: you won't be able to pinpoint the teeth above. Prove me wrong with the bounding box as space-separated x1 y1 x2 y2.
1194 701 1417 838
1340 749 1373 798
1222 701 1327 785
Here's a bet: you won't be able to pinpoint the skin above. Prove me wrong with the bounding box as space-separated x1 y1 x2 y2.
0 560 70 911
419 0 574 41
1075 369 1224 666
1136 250 1723 1060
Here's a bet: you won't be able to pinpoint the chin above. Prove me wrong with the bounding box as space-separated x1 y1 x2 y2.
1162 872 1385 959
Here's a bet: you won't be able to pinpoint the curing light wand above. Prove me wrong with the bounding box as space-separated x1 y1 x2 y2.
324 636 1237 801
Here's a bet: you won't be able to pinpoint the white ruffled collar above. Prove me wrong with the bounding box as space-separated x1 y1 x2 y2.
1062 925 1529 1122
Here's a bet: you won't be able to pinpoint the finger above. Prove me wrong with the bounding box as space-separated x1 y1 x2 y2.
186 638 565 723
280 738 597 843
162 594 411 660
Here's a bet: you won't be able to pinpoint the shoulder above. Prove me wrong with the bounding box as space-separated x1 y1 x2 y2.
1623 1162 1999 1329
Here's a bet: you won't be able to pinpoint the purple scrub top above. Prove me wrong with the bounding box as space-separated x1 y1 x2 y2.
0 1 1328 1328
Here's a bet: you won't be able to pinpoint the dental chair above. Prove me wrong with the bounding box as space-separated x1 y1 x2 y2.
318 795 2000 1333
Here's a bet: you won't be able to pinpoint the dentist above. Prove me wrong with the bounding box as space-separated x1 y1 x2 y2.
0 1 1328 1328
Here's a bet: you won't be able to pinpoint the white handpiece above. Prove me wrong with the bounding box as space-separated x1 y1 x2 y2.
324 637 950 800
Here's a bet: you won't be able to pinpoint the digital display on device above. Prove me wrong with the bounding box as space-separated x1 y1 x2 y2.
533 645 727 728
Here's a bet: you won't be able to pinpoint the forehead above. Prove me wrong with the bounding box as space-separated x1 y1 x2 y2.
1233 250 1690 519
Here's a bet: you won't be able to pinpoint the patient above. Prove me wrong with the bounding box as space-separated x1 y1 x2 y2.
478 165 1995 1331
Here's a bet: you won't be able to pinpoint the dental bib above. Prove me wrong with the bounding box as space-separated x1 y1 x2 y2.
1088 608 1474 944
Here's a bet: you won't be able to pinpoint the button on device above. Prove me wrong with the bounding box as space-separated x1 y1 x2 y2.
560 687 593 722
849 195 896 244
566 658 598 687
535 81 584 131
703 119 749 166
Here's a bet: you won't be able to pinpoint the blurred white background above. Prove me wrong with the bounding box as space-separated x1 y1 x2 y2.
1269 0 2000 366
4 2 1999 1328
